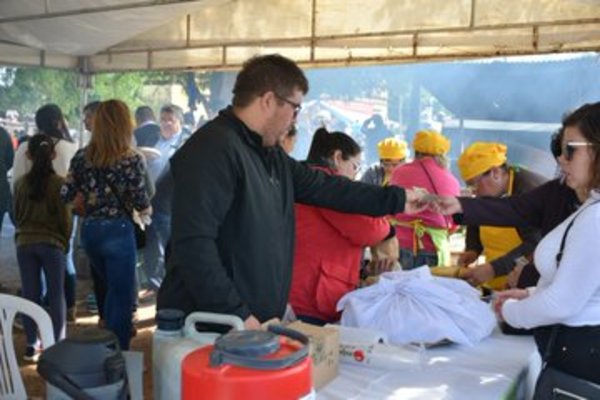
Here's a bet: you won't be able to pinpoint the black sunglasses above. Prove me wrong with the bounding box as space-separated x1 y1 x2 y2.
563 141 593 161
553 140 594 161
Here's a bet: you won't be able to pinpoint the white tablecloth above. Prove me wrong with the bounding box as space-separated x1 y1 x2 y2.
318 330 541 400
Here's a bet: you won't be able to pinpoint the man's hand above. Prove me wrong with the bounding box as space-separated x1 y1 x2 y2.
506 265 524 289
435 196 463 215
461 262 495 286
244 315 261 330
457 250 479 266
404 187 431 214
369 237 400 274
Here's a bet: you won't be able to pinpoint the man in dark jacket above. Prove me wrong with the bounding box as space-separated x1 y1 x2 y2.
133 106 161 147
157 54 424 329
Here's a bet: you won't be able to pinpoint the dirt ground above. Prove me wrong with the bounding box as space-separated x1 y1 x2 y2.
1 215 156 399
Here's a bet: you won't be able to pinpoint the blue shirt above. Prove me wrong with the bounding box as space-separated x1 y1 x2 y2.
148 132 182 182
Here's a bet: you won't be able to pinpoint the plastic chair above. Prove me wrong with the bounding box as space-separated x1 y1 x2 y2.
0 293 55 400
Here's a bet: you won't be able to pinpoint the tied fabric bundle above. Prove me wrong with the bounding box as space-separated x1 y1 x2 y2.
337 267 496 345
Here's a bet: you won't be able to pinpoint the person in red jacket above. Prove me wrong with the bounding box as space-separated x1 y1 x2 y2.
290 128 398 325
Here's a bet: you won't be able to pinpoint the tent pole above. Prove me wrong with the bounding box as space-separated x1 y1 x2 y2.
310 0 316 62
77 56 91 149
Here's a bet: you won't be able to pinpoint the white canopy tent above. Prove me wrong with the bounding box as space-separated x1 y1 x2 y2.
1 0 600 73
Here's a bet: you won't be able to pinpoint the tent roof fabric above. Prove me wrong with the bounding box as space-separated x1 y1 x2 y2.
1 0 600 72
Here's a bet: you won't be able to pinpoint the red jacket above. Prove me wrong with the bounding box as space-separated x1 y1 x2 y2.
290 166 391 322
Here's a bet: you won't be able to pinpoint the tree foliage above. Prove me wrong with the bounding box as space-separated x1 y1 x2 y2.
0 67 79 120
0 67 215 124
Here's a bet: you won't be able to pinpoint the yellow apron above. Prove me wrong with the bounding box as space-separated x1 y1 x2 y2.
479 169 521 290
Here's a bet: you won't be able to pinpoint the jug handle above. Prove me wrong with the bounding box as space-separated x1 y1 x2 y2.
183 312 245 338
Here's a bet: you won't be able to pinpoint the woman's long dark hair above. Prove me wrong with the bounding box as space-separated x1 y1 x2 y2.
306 127 361 165
35 103 73 142
26 134 56 201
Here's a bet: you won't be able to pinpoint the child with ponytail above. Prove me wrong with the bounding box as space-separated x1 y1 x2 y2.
13 134 72 361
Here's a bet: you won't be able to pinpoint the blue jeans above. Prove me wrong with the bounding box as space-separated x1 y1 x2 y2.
82 217 136 350
40 215 77 309
16 243 66 344
399 248 438 270
141 212 170 289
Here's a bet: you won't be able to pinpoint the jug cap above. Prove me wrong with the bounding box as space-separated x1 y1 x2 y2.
210 325 309 370
214 330 280 358
156 309 185 331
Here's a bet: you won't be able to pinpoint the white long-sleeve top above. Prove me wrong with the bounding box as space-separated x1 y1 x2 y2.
11 138 78 192
503 190 600 329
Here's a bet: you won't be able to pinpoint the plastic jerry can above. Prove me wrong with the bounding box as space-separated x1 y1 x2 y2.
182 324 314 400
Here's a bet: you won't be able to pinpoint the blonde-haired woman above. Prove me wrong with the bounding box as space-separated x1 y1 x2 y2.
62 99 151 350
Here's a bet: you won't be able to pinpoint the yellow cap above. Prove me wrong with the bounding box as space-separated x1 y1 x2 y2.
413 130 450 155
377 137 407 160
457 142 507 181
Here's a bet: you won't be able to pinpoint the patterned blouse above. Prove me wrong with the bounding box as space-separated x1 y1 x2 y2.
61 148 150 219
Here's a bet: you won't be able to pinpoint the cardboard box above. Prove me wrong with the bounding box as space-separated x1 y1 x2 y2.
286 321 339 389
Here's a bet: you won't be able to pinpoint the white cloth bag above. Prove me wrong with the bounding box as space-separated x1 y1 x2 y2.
337 267 496 345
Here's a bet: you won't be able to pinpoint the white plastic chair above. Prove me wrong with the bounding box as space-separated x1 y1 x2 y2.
0 293 55 400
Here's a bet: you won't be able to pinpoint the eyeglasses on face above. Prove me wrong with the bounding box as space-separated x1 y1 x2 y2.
381 159 402 169
465 169 491 189
274 93 302 116
560 141 593 161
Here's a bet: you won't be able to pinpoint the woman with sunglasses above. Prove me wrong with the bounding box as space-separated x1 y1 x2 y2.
438 102 600 390
288 128 398 325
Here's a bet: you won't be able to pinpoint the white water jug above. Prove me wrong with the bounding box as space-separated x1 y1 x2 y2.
153 309 244 400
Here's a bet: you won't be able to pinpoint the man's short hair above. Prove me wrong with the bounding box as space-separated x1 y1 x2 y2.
160 104 184 123
83 101 101 114
135 105 156 124
232 54 309 108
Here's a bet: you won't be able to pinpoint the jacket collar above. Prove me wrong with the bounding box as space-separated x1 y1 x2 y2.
220 106 264 150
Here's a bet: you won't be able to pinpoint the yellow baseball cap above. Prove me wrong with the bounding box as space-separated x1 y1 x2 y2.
457 142 507 181
377 137 407 160
413 130 450 155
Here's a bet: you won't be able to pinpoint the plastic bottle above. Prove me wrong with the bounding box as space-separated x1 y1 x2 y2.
338 342 421 369
323 324 420 369
153 310 244 400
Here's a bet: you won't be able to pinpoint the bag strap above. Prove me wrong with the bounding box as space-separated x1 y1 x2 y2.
105 176 133 218
542 199 600 363
91 167 132 218
416 159 452 230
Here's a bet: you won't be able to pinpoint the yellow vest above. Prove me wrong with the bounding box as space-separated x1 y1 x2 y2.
479 169 521 290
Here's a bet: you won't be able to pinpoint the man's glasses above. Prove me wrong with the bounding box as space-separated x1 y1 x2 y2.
559 141 594 161
465 169 491 189
381 159 402 169
274 93 302 116
350 159 361 172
